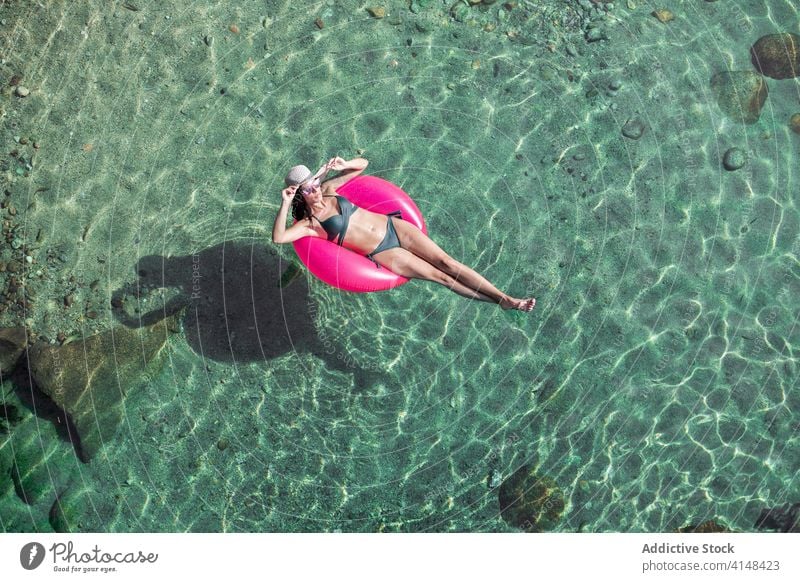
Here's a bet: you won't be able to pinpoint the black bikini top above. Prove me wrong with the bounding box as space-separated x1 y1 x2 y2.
311 195 358 245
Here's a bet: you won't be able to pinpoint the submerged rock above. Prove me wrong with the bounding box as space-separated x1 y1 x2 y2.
677 519 732 533
278 261 303 288
0 444 12 498
9 442 57 505
487 468 502 489
622 117 646 140
49 487 92 533
498 464 564 532
710 71 768 124
750 33 800 80
1 402 22 430
790 113 800 134
722 147 747 171
27 313 181 462
0 327 28 374
651 9 674 23
755 503 800 532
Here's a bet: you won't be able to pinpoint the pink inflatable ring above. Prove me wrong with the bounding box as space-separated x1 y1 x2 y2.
292 175 427 293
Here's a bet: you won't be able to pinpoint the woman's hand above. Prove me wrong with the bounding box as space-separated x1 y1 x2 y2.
325 156 347 172
281 184 298 204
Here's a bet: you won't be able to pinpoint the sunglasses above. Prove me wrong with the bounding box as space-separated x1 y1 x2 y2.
299 177 321 196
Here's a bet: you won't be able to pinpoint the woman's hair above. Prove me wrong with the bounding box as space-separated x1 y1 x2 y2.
290 191 314 223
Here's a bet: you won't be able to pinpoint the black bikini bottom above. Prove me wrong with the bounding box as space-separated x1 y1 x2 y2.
365 211 403 269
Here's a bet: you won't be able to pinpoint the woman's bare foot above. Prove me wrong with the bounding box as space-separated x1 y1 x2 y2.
499 296 536 312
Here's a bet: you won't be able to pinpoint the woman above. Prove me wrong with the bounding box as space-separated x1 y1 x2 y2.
272 156 536 312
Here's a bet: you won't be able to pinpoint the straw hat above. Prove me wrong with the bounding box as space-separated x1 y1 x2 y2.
284 165 314 186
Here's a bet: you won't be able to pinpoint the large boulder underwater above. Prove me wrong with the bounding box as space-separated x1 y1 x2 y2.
498 464 565 532
26 312 181 462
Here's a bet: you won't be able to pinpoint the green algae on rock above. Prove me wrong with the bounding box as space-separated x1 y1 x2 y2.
498 464 565 532
27 313 181 462
750 33 800 80
710 71 768 124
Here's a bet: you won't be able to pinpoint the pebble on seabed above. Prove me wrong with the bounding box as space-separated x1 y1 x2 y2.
723 147 746 171
652 9 674 23
621 117 645 139
790 113 800 134
14 86 30 97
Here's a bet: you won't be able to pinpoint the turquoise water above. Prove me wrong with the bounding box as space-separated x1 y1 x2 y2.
0 0 798 532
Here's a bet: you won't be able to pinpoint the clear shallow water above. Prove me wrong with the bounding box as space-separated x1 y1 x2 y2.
0 0 798 532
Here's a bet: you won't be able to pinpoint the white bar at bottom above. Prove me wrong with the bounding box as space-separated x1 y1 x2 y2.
2 533 797 581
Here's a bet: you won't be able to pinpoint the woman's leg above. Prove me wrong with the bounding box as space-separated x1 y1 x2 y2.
373 248 498 303
442 259 512 304
444 259 536 310
390 219 534 310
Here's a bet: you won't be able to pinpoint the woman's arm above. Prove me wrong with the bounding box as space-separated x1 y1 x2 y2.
322 157 368 191
271 197 293 243
272 185 320 244
274 220 319 244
